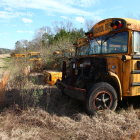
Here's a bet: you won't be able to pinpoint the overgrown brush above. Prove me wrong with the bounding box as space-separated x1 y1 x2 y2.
3 56 140 140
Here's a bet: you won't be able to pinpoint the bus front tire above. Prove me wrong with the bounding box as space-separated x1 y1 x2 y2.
86 82 118 115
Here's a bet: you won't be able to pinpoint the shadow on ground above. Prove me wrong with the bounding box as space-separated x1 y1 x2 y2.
28 73 45 85
5 72 140 118
5 86 84 117
118 96 140 110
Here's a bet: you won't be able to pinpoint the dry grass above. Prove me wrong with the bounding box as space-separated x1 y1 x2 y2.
3 81 140 140
0 54 10 58
0 104 140 140
1 57 140 140
0 54 10 78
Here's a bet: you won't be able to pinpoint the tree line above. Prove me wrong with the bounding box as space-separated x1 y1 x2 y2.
0 48 11 54
14 20 94 70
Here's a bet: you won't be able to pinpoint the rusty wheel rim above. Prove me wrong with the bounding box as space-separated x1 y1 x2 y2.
93 90 113 111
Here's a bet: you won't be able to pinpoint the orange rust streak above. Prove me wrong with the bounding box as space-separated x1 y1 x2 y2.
0 72 10 89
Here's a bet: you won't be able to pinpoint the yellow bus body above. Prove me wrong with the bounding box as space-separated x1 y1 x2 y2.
88 18 140 98
43 70 62 86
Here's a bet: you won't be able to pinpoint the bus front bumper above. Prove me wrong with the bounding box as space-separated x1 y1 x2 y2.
56 80 86 101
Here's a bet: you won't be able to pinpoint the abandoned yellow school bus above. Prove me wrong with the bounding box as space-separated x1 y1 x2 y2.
43 70 62 86
43 49 74 86
14 54 26 58
28 52 41 61
57 18 140 114
28 52 43 71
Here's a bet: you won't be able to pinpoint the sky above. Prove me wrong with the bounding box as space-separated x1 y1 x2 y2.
0 0 140 50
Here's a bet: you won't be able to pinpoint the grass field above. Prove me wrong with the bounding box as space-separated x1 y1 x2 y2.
3 86 140 140
0 54 140 140
0 54 11 79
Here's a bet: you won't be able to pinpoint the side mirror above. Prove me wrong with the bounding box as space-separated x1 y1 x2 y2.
121 55 131 62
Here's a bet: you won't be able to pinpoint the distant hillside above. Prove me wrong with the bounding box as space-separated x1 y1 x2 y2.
0 48 11 54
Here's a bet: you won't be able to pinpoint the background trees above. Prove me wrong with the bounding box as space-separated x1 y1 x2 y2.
14 21 86 70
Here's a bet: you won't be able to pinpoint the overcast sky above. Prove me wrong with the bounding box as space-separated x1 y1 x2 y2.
0 0 140 49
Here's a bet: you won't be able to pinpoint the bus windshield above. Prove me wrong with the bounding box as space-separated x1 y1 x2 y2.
76 32 128 56
76 44 90 56
89 31 128 54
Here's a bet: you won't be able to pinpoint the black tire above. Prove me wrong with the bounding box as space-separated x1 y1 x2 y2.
86 82 118 115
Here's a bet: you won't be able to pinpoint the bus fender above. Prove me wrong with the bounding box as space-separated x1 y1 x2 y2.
108 71 122 100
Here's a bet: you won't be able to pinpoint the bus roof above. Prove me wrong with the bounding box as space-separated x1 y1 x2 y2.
28 52 40 55
92 18 140 37
124 18 140 30
14 54 26 57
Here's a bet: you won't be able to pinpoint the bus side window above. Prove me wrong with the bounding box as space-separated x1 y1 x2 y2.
133 31 140 54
